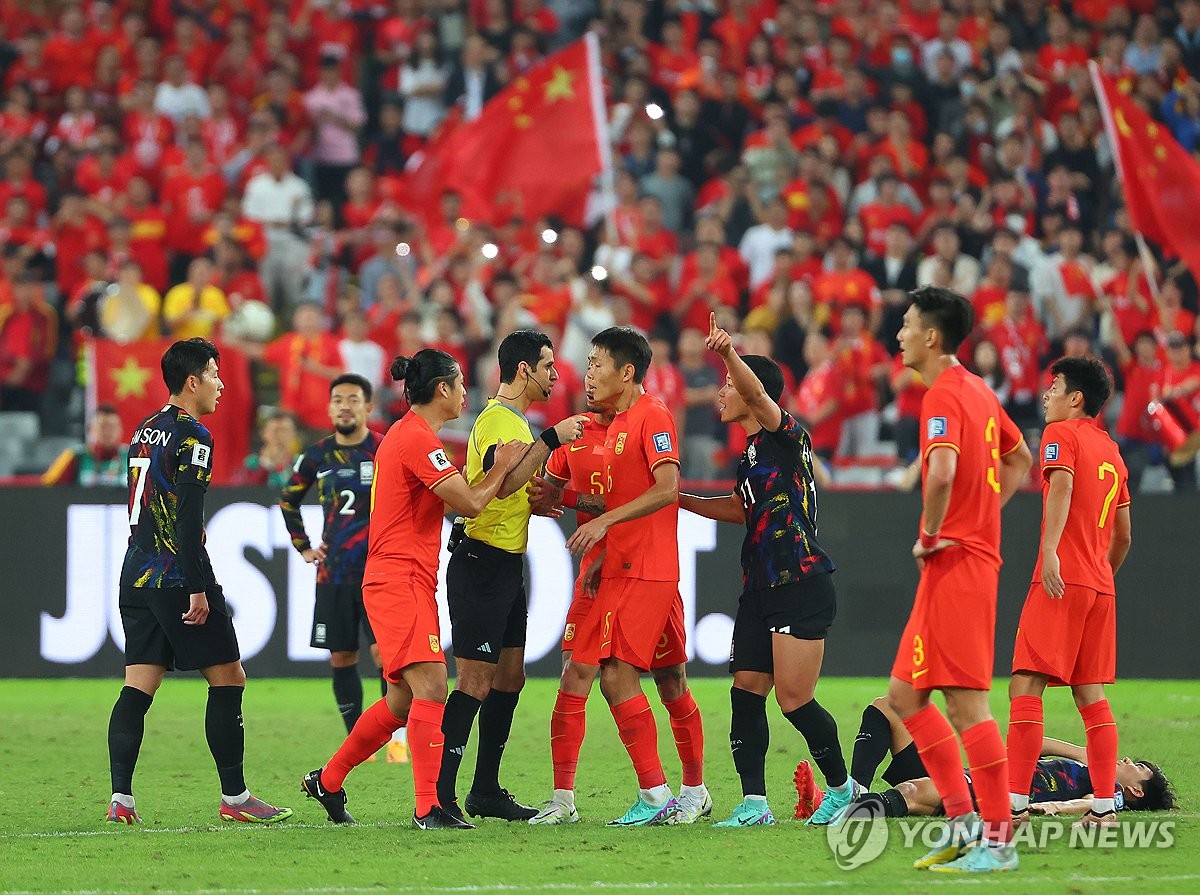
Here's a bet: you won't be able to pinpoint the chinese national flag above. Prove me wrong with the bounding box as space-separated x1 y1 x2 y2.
85 338 253 485
1092 64 1200 281
400 34 608 228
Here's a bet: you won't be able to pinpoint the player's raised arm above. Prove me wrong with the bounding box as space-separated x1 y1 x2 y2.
706 312 783 433
435 439 526 518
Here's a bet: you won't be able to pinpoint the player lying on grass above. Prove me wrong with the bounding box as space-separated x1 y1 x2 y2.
830 696 1175 820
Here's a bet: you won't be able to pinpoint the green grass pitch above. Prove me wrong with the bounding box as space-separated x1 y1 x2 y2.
0 676 1193 895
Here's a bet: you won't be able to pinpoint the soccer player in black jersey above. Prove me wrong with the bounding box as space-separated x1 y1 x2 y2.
280 374 407 759
680 313 856 827
106 338 291 825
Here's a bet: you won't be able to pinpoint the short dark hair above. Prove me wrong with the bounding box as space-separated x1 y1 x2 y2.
94 403 120 417
742 355 785 403
1126 761 1176 811
390 349 460 405
161 338 220 395
1050 356 1112 417
909 285 974 353
498 330 553 384
592 326 652 384
330 372 372 402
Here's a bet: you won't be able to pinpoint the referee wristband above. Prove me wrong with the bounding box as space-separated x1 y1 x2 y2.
540 428 562 450
562 489 579 509
919 529 941 549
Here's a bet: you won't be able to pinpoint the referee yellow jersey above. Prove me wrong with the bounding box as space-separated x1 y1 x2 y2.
464 398 534 553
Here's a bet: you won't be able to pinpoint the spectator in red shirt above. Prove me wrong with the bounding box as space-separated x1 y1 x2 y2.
5 32 55 111
833 305 890 458
674 241 740 333
0 271 57 412
987 288 1049 430
1114 329 1165 493
44 4 98 93
1100 239 1158 348
812 236 882 333
1161 331 1200 491
1037 11 1090 83
643 332 687 433
122 79 175 187
53 192 109 299
858 173 918 258
791 325 844 461
161 139 227 285
889 351 928 466
0 147 47 218
119 176 170 293
610 252 670 335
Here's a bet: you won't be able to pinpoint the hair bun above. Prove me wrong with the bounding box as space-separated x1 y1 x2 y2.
390 355 414 382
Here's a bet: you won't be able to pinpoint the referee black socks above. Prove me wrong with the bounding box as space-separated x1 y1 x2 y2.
206 686 247 798
851 703 893 787
437 690 482 806
784 699 849 789
108 686 153 796
729 687 769 798
472 689 521 796
331 666 363 734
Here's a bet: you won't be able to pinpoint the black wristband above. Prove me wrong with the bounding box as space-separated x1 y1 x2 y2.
540 427 561 450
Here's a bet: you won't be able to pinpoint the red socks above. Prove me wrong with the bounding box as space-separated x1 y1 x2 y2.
902 703 974 819
962 718 1012 844
407 698 445 817
663 691 705 787
611 694 666 790
551 690 588 791
1006 694 1044 804
1081 699 1118 807
322 698 405 792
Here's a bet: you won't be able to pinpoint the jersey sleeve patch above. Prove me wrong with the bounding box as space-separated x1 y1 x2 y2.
1043 442 1059 462
191 442 211 469
428 448 453 472
927 416 948 439
653 432 673 454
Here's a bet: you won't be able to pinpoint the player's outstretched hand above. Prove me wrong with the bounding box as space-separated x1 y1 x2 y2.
567 516 610 556
528 475 564 517
302 544 328 564
182 591 210 626
706 311 734 357
1029 802 1060 816
1041 551 1065 598
554 414 590 445
493 438 527 472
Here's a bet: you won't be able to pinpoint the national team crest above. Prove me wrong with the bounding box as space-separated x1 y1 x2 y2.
429 634 441 653
746 443 757 466
1044 442 1059 462
927 416 947 439
615 433 627 455
564 623 575 642
359 460 374 485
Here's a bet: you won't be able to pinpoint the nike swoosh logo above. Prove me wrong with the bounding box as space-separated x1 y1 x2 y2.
912 668 930 679
316 470 334 479
429 742 443 748
655 650 671 659
569 444 588 452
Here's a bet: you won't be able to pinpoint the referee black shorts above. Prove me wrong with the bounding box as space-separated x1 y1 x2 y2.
729 572 837 675
120 584 241 672
310 579 376 652
445 537 527 665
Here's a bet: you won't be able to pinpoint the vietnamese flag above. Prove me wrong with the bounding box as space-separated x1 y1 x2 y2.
85 338 253 485
400 33 610 228
1091 62 1200 282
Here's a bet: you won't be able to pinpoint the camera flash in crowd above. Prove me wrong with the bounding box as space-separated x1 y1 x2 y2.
591 265 608 281
394 242 411 257
541 228 558 245
645 103 664 120
481 243 499 260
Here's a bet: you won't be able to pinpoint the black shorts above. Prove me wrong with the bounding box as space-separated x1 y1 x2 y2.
728 572 837 674
311 580 376 652
445 537 527 664
120 584 241 672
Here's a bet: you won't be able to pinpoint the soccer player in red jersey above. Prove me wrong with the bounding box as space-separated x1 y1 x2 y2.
887 287 1032 872
301 349 526 829
1007 356 1133 830
559 327 708 826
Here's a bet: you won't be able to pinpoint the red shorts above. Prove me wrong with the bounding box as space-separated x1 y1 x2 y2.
363 568 445 682
890 548 998 691
572 578 686 671
562 547 605 652
1012 582 1115 686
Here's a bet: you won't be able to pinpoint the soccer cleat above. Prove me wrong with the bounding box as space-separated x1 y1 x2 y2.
913 812 982 869
529 799 580 825
930 842 1019 873
670 786 713 825
219 794 293 824
1073 810 1118 828
713 798 775 827
807 778 860 825
414 805 474 829
608 796 680 827
464 788 538 821
385 740 409 764
106 801 142 825
827 796 885 827
300 769 355 824
793 761 824 820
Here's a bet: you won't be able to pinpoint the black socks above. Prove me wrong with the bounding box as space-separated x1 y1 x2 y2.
331 665 363 733
108 686 153 795
784 699 849 788
206 686 247 797
436 690 482 806
729 687 770 797
472 689 521 796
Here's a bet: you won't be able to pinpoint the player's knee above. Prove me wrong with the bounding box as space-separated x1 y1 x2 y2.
204 661 246 688
455 664 495 701
652 666 687 703
560 661 593 695
329 651 358 668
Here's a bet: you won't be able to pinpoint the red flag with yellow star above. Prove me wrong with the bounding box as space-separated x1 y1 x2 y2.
400 33 609 229
85 338 253 485
1091 63 1200 281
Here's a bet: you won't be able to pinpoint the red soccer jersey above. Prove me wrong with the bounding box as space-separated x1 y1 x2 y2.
545 414 608 526
792 361 843 454
1035 418 1130 594
126 207 171 292
1163 360 1200 430
812 268 880 329
920 364 1024 569
365 411 459 590
1116 358 1163 440
161 168 227 256
602 393 680 582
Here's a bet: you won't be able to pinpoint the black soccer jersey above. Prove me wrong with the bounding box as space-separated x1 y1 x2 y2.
1030 758 1124 810
120 404 217 591
735 409 836 592
280 432 381 584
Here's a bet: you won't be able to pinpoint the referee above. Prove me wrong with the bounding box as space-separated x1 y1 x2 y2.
437 330 587 823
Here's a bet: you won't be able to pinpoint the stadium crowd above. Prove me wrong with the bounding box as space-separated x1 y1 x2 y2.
3 0 1200 491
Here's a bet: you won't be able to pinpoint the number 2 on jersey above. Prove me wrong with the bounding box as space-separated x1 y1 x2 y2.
1097 462 1119 528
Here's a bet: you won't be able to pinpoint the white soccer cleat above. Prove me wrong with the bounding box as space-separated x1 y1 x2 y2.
528 798 580 825
670 785 713 825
